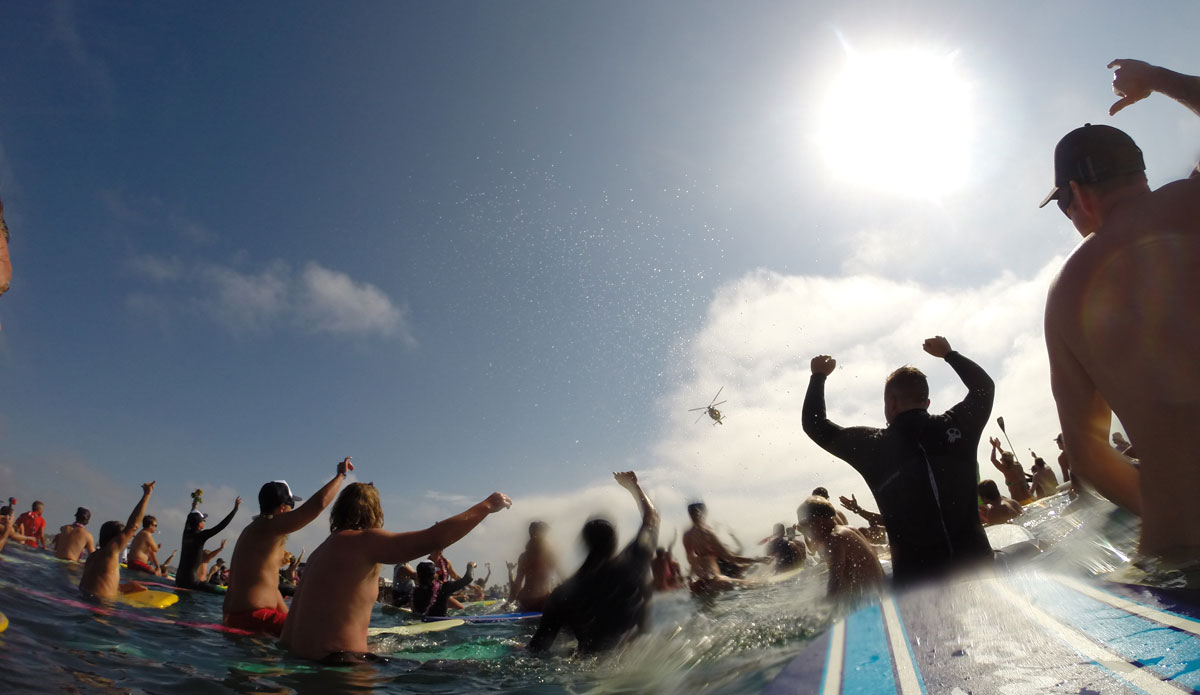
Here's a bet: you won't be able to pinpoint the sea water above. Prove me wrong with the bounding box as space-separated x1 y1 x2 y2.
0 492 1143 694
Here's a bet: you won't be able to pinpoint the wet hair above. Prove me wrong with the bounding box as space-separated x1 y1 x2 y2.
526 521 551 556
98 521 124 548
142 515 157 530
75 507 91 525
884 366 929 403
529 520 548 538
686 502 706 522
330 483 384 533
416 561 436 585
978 480 1002 502
811 487 830 499
32 500 44 512
798 496 837 522
581 517 617 561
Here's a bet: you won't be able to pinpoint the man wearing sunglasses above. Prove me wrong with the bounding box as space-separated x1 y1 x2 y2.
1041 59 1200 562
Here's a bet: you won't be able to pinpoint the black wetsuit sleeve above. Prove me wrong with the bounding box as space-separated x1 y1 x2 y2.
802 374 875 472
199 505 239 542
441 565 475 597
941 351 995 433
528 590 564 653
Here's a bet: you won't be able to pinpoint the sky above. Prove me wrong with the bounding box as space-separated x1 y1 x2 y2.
0 1 1197 573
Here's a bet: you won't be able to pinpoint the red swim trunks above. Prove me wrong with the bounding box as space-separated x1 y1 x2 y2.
225 608 288 636
128 559 157 575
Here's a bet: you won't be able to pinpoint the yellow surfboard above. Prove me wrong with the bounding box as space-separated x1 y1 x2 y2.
118 589 179 609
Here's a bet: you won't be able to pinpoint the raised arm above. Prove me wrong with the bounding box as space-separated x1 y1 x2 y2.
202 497 241 541
1109 59 1200 118
201 539 227 564
989 438 1005 472
362 492 512 565
927 337 995 430
267 458 352 535
615 471 659 552
802 356 844 447
839 494 884 527
118 483 155 549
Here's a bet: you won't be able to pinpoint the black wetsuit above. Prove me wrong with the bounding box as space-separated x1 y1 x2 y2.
767 537 801 571
528 518 657 654
412 565 474 617
174 505 238 591
802 351 994 586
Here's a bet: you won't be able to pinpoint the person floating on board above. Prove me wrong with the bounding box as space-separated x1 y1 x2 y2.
206 558 229 585
175 497 240 591
989 437 1032 503
528 471 658 655
391 562 416 608
127 515 170 576
796 495 883 600
79 482 155 599
1040 59 1200 562
468 562 492 601
52 507 96 562
509 520 559 611
682 501 761 595
978 480 1023 526
413 559 477 617
763 522 806 572
14 500 47 549
1029 455 1060 499
223 457 353 635
279 480 511 664
802 336 995 587
838 494 888 545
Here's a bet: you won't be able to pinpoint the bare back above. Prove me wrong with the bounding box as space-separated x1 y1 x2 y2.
1047 179 1200 555
280 531 380 659
55 525 95 562
682 525 727 580
79 541 125 598
223 517 290 616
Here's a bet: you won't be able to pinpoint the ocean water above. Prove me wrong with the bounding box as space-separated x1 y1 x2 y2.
0 492 1145 694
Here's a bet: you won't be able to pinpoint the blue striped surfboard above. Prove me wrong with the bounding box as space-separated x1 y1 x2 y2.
766 572 1200 694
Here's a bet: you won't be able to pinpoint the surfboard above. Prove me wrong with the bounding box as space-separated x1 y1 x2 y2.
0 611 8 633
117 588 179 609
368 618 465 637
983 522 1035 550
425 611 541 623
765 570 1200 695
391 639 513 662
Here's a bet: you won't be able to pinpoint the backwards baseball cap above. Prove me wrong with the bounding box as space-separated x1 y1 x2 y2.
1039 124 1145 208
259 480 302 512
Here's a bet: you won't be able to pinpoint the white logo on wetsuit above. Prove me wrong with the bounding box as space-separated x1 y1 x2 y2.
946 428 962 443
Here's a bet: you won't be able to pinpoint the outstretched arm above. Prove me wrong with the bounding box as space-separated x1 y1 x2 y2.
363 493 512 565
839 494 884 527
615 471 659 552
927 337 995 431
268 458 353 535
989 438 1005 472
1109 59 1200 118
118 483 155 549
201 539 227 564
202 497 241 541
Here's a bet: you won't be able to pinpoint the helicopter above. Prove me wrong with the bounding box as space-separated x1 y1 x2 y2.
689 387 727 425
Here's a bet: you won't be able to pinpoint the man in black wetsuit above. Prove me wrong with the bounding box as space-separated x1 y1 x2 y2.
175 497 241 591
802 335 994 586
529 471 658 654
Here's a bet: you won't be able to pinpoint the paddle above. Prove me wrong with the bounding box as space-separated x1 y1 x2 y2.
997 417 1018 461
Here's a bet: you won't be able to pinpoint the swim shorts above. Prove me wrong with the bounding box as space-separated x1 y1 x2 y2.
224 608 288 635
128 559 157 574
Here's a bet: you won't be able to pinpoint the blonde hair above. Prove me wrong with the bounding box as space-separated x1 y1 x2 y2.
330 483 384 532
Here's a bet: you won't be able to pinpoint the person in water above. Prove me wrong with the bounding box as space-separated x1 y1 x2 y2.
509 520 558 611
529 471 658 655
15 500 47 549
989 438 1032 503
764 522 806 572
80 482 155 599
1029 455 1060 499
978 480 1023 526
682 501 760 594
1041 59 1200 561
279 480 511 663
797 496 883 600
391 562 416 608
803 336 995 587
413 559 478 617
223 457 353 635
53 507 95 562
651 543 686 591
176 497 240 590
127 515 170 576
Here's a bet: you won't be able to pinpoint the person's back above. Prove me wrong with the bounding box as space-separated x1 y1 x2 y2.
510 521 557 612
80 483 155 599
55 508 95 561
15 503 45 549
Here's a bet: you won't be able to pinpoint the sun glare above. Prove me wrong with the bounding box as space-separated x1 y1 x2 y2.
816 47 975 200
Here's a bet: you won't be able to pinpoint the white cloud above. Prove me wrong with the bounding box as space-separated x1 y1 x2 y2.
125 255 185 282
198 261 290 334
297 262 412 342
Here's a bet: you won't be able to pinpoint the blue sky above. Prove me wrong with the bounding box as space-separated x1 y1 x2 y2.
1 1 1197 569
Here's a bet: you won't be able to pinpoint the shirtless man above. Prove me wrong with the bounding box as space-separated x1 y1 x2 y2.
53 507 95 561
1040 59 1200 560
989 438 1032 503
978 480 1023 526
509 520 558 611
529 472 658 654
1029 456 1060 499
280 481 511 663
80 482 155 599
14 501 47 549
797 496 883 599
223 457 352 635
128 515 167 575
1054 434 1072 483
682 501 759 595
0 504 30 549
764 523 806 571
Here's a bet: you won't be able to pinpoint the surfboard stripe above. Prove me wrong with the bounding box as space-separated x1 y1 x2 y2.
818 619 846 695
1055 576 1200 637
879 595 925 694
991 579 1187 695
841 602 898 695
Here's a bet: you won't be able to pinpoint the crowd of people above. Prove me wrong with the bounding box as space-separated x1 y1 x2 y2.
0 57 1196 663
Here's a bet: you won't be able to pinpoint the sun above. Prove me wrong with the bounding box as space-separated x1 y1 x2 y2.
816 47 975 199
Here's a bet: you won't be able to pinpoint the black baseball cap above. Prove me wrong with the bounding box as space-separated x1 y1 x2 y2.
259 480 302 512
1039 124 1145 208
